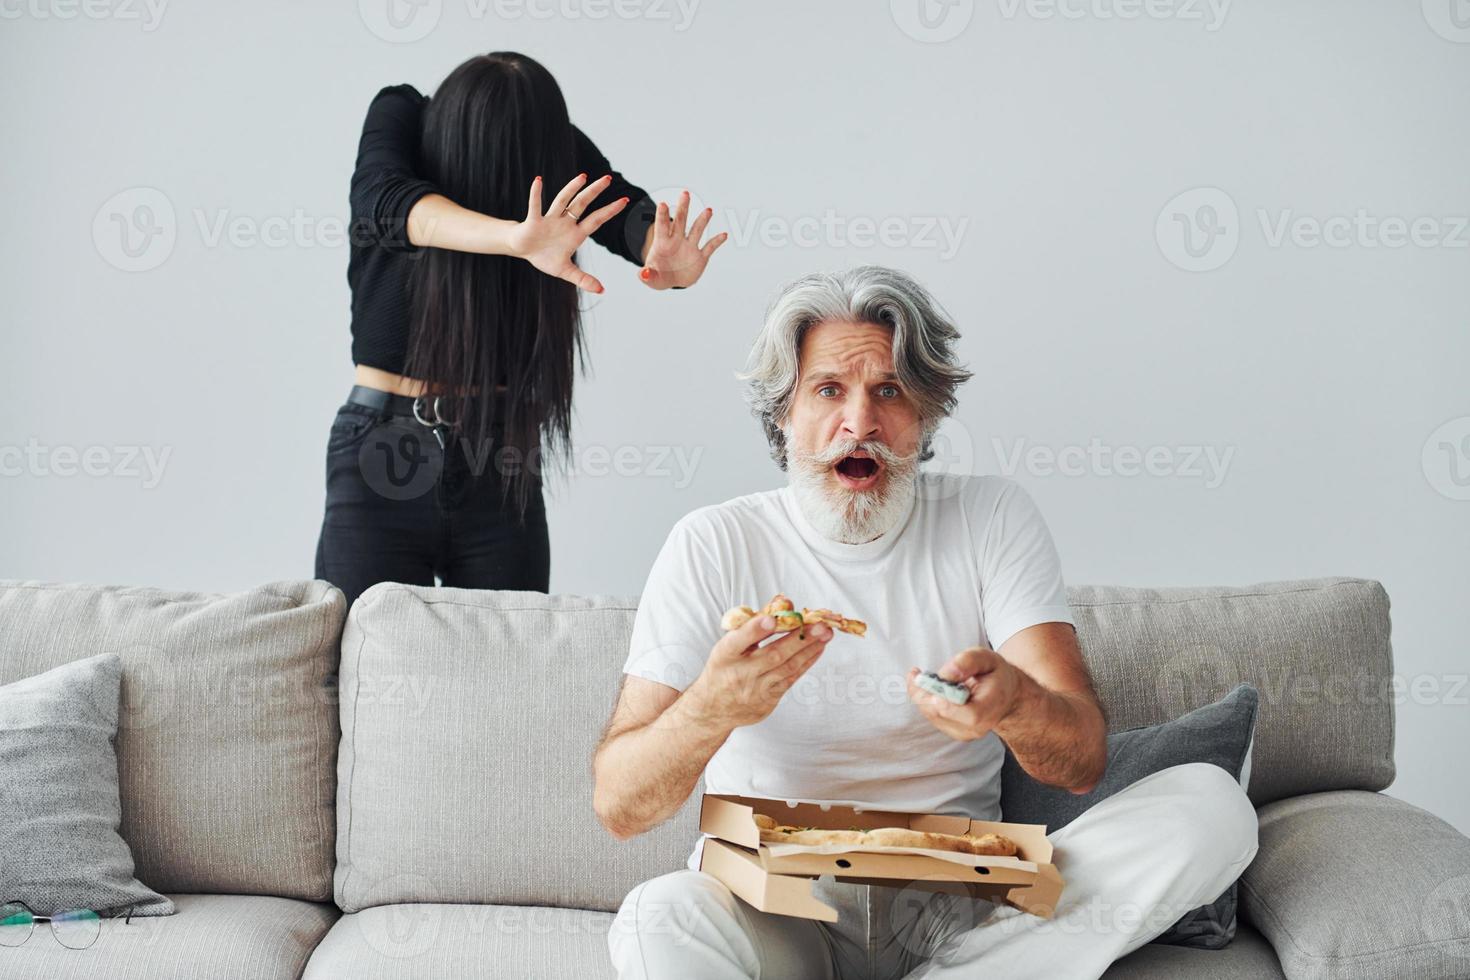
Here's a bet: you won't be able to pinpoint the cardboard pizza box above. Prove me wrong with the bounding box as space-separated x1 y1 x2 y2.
697 793 1064 923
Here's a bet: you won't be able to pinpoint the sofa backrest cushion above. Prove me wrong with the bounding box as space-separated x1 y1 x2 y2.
335 575 1394 912
0 579 343 901
334 584 702 914
1070 577 1394 806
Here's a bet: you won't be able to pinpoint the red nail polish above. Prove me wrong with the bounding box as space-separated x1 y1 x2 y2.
640 268 652 281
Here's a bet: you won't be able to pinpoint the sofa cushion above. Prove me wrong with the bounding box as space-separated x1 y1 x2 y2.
1069 578 1394 806
303 904 616 979
0 893 337 980
1002 683 1259 949
0 580 344 901
1102 922 1285 978
334 584 703 914
299 906 1289 979
1240 790 1470 979
0 654 173 917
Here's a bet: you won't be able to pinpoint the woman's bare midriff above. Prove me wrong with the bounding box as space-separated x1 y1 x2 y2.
354 364 509 397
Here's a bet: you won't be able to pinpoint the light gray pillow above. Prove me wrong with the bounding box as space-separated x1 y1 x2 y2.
1001 683 1258 949
1241 791 1470 979
0 653 173 916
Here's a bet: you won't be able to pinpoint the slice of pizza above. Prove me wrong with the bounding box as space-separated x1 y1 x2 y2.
801 608 867 637
753 815 866 846
750 812 1017 857
861 827 1018 856
958 832 1019 857
719 594 866 638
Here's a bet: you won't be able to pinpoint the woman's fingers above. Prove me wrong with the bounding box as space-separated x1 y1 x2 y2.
687 206 714 243
701 232 730 260
580 196 630 235
547 172 589 217
526 175 544 221
555 260 604 294
654 200 672 240
568 174 613 218
669 190 690 237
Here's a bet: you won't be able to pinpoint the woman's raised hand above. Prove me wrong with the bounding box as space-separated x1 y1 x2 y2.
640 190 729 290
510 173 628 294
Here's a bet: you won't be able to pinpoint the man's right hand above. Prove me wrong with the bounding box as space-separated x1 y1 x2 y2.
685 614 833 731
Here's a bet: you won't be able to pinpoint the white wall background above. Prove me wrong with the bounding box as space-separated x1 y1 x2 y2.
2 1 1466 831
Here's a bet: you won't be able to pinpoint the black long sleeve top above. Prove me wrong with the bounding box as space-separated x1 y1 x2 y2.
346 84 654 373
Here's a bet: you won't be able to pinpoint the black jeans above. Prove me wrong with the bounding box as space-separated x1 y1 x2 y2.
313 400 550 608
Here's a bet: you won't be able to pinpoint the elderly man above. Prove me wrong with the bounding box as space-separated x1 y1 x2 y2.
593 266 1257 979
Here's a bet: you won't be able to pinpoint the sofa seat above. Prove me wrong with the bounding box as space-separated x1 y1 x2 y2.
303 904 617 979
1103 923 1285 978
300 900 1286 979
0 893 339 980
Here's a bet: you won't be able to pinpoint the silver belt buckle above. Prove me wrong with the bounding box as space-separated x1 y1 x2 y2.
411 396 448 451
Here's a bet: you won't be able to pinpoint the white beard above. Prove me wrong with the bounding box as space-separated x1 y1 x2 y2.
785 433 920 545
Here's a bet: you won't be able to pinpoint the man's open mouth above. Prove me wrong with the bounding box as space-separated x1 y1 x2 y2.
833 453 882 488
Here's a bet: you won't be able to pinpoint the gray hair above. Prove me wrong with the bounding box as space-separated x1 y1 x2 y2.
736 266 973 470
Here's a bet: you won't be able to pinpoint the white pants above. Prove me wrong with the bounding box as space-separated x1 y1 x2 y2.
608 762 1259 980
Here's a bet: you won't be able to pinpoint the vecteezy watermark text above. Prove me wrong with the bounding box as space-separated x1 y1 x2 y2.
93 187 377 272
354 421 706 502
0 439 171 489
1157 187 1470 272
1423 416 1470 501
890 0 1230 43
357 0 700 43
0 0 167 30
995 0 1230 30
725 209 969 260
991 437 1235 488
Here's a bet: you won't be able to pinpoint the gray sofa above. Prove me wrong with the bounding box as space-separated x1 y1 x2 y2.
1 575 1467 979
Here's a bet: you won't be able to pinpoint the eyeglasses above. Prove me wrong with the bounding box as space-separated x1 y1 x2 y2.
0 900 134 950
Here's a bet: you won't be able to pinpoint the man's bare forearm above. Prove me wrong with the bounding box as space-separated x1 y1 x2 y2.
995 671 1108 793
593 688 732 840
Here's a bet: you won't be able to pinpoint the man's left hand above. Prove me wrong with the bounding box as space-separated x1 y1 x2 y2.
907 646 1023 742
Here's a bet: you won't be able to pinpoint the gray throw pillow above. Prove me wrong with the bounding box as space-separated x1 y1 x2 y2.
0 653 174 916
1001 683 1258 949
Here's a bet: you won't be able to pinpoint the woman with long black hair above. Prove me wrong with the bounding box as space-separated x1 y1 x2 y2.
315 51 725 606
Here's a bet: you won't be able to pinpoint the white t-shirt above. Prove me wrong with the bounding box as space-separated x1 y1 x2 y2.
621 473 1075 871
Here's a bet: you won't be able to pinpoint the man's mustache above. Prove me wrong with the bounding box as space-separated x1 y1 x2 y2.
805 437 906 468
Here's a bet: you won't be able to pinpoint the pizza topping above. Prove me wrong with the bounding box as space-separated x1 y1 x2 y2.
773 610 804 629
761 594 796 615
